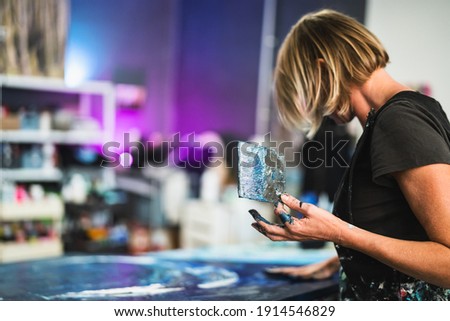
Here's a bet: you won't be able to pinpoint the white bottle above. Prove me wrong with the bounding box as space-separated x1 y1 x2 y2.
40 111 52 131
42 143 55 169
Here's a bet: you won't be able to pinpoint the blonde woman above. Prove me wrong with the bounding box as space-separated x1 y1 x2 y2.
250 9 450 300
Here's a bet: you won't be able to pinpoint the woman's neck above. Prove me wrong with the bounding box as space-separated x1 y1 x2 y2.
351 68 412 126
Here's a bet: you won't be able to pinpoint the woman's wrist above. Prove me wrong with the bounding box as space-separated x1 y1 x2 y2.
333 218 356 246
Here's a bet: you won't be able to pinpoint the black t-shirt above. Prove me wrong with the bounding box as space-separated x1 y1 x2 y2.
333 91 450 300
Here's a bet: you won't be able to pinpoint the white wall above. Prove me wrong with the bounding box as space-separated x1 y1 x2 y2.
366 0 450 114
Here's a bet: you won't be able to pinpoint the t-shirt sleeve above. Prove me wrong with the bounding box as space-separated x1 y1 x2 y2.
371 103 450 187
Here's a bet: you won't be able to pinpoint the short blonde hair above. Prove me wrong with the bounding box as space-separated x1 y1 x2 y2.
274 9 389 137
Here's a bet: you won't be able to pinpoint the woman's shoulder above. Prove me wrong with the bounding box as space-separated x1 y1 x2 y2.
377 91 443 117
373 91 450 133
369 91 450 186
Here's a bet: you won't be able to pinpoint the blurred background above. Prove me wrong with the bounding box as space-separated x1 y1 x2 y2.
1 0 449 263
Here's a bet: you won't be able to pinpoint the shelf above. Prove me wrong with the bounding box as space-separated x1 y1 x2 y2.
0 74 115 144
0 74 115 96
1 74 117 259
0 239 63 263
0 198 64 221
0 168 63 182
0 130 107 144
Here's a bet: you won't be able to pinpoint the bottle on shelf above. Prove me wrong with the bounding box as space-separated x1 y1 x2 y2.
20 105 40 130
1 143 14 168
39 110 52 132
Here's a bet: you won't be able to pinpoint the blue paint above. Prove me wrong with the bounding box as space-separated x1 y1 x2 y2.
237 142 286 204
0 255 338 300
248 209 274 225
279 213 294 225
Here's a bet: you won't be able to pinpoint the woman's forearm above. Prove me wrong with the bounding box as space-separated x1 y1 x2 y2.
261 193 450 288
338 221 450 288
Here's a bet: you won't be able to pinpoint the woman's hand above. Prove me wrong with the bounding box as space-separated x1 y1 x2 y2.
265 256 340 280
251 193 346 244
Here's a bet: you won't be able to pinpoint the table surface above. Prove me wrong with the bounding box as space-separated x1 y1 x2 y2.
0 242 338 301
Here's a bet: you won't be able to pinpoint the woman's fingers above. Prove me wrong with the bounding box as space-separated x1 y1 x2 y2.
248 209 274 225
280 193 302 210
310 268 335 279
253 213 304 241
251 225 287 241
281 193 315 216
252 221 291 241
266 266 311 275
279 213 294 225
274 202 296 226
274 202 289 215
265 265 329 279
266 260 337 280
249 209 293 240
249 197 339 243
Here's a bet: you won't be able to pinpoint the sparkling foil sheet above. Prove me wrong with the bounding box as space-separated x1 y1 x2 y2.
237 141 286 204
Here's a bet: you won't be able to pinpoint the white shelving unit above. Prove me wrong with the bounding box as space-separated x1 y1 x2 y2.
0 130 107 144
0 74 115 145
1 168 63 182
0 197 64 263
0 197 64 221
0 241 63 263
0 74 116 263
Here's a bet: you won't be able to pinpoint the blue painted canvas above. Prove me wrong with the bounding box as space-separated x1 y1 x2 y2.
0 255 337 300
237 141 286 204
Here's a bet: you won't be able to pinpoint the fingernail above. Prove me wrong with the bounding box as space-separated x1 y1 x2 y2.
279 212 294 224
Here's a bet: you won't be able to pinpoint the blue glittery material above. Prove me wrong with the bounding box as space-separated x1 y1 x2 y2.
237 141 286 204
